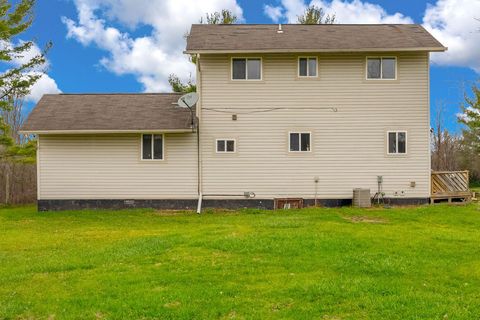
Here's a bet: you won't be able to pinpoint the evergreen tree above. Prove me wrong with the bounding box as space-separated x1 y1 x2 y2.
0 0 51 162
458 84 480 154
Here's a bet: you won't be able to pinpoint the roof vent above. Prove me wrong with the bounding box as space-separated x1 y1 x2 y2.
277 24 283 34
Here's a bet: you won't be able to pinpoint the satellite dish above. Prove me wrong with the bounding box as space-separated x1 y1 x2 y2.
177 92 199 109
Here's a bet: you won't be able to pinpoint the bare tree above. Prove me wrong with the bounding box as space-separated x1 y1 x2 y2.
297 5 336 24
431 101 461 171
0 91 27 144
200 9 237 24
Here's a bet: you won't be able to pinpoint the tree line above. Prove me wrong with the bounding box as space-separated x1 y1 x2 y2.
432 85 480 183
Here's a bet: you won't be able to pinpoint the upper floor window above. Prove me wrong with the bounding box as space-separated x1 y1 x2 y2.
367 57 396 80
388 131 406 154
217 139 235 153
299 57 317 77
289 132 311 152
142 134 163 160
232 58 261 80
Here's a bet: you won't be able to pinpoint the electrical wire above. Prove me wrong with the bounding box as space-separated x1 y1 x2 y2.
202 107 338 115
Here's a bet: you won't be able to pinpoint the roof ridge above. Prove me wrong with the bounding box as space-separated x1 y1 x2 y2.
191 23 422 26
54 92 184 96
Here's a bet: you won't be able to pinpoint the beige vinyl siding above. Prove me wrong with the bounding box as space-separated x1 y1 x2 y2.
38 133 197 199
198 52 430 199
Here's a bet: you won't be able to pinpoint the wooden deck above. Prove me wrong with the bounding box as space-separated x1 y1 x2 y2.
431 171 472 204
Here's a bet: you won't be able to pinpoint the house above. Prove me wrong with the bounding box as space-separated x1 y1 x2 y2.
21 24 446 211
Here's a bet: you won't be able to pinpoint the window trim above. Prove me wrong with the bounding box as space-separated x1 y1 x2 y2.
366 56 397 80
231 57 263 81
288 131 312 153
140 133 165 161
386 130 407 155
298 56 318 78
216 138 236 153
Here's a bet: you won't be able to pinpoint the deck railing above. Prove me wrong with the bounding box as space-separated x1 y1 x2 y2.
431 170 471 203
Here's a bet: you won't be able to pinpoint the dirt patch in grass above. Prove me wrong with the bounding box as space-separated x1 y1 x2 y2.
344 216 388 224
151 208 242 216
164 301 181 308
151 210 194 216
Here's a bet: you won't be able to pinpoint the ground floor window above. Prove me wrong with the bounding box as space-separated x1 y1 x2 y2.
216 139 235 153
387 131 406 154
290 132 311 152
142 134 163 160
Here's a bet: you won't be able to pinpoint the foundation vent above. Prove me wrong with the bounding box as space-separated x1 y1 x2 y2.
274 198 303 209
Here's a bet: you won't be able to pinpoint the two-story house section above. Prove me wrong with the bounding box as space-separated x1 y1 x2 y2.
21 24 446 211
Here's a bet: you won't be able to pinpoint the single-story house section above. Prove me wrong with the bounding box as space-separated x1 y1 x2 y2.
22 24 446 211
22 93 201 210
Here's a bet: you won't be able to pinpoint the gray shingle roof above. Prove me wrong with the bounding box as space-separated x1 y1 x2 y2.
21 93 195 133
186 24 446 53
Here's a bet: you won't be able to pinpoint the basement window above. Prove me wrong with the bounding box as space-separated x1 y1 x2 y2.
216 139 235 153
367 57 396 80
298 57 317 77
232 58 262 80
289 132 311 152
142 134 163 160
387 131 406 154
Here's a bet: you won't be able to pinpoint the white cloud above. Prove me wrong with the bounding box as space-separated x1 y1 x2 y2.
264 4 283 22
310 0 413 24
422 0 480 72
281 0 307 22
264 0 412 24
26 73 62 103
62 0 244 92
1 41 61 102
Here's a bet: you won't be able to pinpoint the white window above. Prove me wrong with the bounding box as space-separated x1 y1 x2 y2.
367 57 396 80
142 134 164 160
232 58 261 80
289 132 311 152
216 139 235 153
387 131 406 154
298 57 317 77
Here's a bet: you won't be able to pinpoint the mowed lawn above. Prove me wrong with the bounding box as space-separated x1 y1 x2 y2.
1 205 480 319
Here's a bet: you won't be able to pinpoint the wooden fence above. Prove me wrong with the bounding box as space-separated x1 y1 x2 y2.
0 162 37 205
431 170 471 203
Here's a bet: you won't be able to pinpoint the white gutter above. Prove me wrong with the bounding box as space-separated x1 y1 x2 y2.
196 53 204 214
184 47 448 54
19 129 195 135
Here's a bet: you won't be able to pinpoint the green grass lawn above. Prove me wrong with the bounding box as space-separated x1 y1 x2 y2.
1 205 480 319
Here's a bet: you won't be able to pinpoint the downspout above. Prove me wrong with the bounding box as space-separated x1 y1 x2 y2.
196 120 202 213
36 136 41 202
196 53 203 214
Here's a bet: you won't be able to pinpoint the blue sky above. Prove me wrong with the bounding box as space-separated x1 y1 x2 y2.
19 0 480 132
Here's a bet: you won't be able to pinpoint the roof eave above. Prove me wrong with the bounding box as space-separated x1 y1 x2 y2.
19 129 195 135
184 47 447 54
